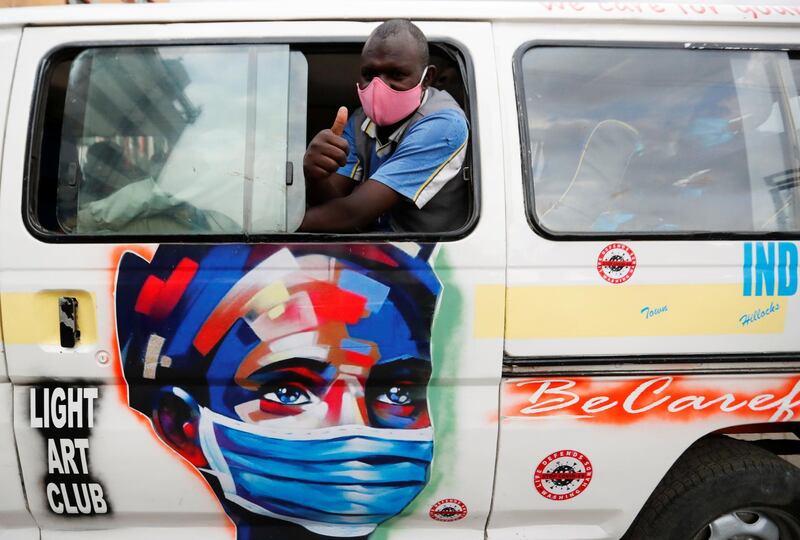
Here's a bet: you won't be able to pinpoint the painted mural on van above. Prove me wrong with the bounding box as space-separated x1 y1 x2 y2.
115 243 441 539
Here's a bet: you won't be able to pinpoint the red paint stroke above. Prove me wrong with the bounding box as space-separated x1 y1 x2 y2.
503 375 800 425
305 282 367 325
323 379 347 424
194 294 250 356
274 367 327 386
134 275 162 315
134 257 198 319
259 394 306 416
344 350 376 369
411 409 431 429
349 245 400 267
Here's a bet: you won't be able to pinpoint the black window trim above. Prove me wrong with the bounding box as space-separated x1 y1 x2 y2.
514 39 800 242
24 35 481 244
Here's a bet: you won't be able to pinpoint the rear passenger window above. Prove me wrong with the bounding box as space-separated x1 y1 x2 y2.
518 47 800 235
34 44 307 236
30 42 474 239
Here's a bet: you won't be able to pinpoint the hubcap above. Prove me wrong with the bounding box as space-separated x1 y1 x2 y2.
706 511 779 540
693 509 800 540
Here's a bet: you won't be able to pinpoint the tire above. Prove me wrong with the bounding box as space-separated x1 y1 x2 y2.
622 435 800 540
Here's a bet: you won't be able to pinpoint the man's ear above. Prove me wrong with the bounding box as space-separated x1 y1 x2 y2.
422 64 438 90
152 386 208 467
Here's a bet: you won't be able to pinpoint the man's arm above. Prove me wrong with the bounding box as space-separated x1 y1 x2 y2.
299 180 401 232
303 107 356 205
300 109 469 233
306 171 355 206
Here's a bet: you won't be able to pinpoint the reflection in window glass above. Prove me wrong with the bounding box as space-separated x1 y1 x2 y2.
521 48 800 234
54 45 306 235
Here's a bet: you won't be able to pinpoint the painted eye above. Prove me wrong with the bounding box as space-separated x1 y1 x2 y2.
263 385 312 406
377 386 412 406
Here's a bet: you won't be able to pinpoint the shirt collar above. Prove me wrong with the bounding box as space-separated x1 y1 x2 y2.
360 89 430 144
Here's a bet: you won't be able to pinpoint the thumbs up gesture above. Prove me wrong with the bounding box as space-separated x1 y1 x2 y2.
304 106 350 183
331 106 348 137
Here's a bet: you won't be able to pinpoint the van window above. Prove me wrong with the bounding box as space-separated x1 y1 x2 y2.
31 42 474 239
34 44 307 236
519 47 800 235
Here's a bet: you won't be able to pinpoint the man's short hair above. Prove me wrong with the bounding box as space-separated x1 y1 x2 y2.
369 19 430 68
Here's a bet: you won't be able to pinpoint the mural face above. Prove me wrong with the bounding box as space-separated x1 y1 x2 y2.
116 244 441 539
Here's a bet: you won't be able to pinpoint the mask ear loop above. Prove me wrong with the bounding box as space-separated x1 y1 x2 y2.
197 407 236 493
418 66 429 86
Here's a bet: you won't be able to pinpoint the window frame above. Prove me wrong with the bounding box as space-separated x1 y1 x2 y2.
514 40 800 242
24 36 481 244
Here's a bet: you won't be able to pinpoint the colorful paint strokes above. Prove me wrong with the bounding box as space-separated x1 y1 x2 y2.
115 244 441 539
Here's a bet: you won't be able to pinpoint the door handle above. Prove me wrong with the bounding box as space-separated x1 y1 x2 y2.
58 296 80 348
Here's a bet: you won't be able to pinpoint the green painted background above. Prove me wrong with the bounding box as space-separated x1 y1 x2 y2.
372 248 464 539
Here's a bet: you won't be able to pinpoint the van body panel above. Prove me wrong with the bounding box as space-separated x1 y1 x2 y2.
0 25 37 540
1 1 799 29
487 19 800 539
0 383 38 538
0 27 22 383
0 19 504 540
489 373 800 539
0 4 798 540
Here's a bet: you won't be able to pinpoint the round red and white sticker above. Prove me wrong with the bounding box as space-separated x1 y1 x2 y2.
596 243 637 284
534 450 593 501
429 498 468 522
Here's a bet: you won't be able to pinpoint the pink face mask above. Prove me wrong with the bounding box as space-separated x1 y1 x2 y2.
357 67 428 127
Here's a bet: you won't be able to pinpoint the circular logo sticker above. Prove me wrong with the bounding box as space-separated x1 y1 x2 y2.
534 450 593 501
429 498 468 522
596 243 637 284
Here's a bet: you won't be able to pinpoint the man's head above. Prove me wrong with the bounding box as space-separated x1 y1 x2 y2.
81 141 130 200
81 140 149 205
360 20 435 95
116 243 441 537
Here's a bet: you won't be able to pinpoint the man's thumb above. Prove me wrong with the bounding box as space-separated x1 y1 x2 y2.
331 106 348 136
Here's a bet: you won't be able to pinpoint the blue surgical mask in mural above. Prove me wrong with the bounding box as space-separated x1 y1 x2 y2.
198 407 433 537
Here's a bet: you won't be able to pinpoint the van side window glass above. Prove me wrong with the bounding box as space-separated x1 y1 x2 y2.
520 48 800 234
48 45 307 235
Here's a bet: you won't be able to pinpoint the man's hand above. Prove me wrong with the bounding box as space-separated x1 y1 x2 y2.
303 107 350 183
299 179 402 233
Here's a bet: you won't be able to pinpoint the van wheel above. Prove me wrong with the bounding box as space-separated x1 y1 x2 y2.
622 435 800 540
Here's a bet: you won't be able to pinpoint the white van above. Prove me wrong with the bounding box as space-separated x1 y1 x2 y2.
1 2 800 539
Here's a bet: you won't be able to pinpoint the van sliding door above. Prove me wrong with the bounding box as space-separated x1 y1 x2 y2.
0 20 505 540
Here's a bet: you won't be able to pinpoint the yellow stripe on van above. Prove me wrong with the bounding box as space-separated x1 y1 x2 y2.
475 284 786 339
474 284 506 338
1 291 97 345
